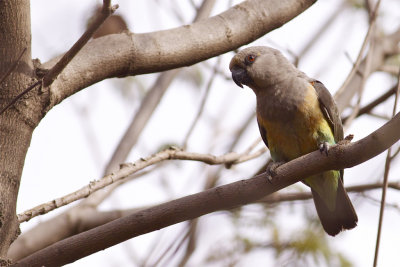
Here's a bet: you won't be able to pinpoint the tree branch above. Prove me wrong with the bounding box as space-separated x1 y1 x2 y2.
17 147 266 223
334 13 400 113
42 4 118 87
259 181 400 204
41 0 316 110
13 112 400 267
342 84 397 123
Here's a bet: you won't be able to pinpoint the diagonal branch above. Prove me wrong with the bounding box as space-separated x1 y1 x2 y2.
0 48 26 87
334 0 381 112
342 85 397 123
42 4 118 87
12 112 400 267
182 57 221 148
259 181 400 204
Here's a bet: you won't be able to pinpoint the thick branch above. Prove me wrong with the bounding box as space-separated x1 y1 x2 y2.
42 0 316 110
13 112 400 266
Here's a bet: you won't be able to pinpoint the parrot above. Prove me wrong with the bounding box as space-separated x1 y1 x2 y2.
229 46 358 236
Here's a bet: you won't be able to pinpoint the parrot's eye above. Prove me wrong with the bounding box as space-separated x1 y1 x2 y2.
245 54 256 65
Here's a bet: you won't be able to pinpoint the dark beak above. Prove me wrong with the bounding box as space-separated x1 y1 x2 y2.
231 67 247 88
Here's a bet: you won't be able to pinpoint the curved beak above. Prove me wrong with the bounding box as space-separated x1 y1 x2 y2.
231 67 247 88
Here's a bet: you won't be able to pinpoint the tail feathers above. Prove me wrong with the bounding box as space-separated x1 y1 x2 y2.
312 179 358 236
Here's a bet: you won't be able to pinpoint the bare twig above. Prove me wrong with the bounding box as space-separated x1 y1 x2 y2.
334 0 381 111
102 0 112 10
177 111 257 267
390 146 400 160
362 192 400 211
103 69 180 175
17 147 265 223
176 221 198 267
295 1 345 65
342 85 397 123
258 181 400 204
373 68 400 267
43 4 118 87
366 112 391 121
0 48 31 116
0 80 41 116
0 47 26 87
182 58 221 148
343 25 376 129
150 224 192 267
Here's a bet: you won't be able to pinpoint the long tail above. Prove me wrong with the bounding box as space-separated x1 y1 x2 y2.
311 178 358 236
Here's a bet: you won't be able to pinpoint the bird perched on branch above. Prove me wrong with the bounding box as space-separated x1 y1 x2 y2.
229 46 358 236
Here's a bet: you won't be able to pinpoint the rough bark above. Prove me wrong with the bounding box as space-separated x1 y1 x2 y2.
0 1 38 260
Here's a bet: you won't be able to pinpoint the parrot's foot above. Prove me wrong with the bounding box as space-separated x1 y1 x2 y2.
319 142 330 156
266 161 285 183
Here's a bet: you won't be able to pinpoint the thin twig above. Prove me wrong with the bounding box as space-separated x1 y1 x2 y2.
334 0 381 100
0 47 26 87
177 221 198 267
150 224 191 267
367 112 391 120
257 181 400 204
176 111 257 267
102 0 112 10
43 4 118 87
390 146 400 160
362 191 400 211
342 85 397 123
295 1 345 65
182 58 221 148
17 147 265 223
0 80 41 116
343 26 375 129
102 69 180 172
373 67 400 267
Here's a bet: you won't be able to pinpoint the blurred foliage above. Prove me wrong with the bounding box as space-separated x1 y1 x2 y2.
347 0 365 9
203 203 353 267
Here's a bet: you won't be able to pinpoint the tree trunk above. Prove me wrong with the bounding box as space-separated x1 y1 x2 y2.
0 1 37 261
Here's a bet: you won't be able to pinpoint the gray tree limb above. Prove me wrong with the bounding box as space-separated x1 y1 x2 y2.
41 0 316 111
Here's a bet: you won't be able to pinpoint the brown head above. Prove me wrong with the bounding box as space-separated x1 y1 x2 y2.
229 46 302 93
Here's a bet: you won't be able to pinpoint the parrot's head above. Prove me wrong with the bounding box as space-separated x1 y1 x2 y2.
229 46 296 93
